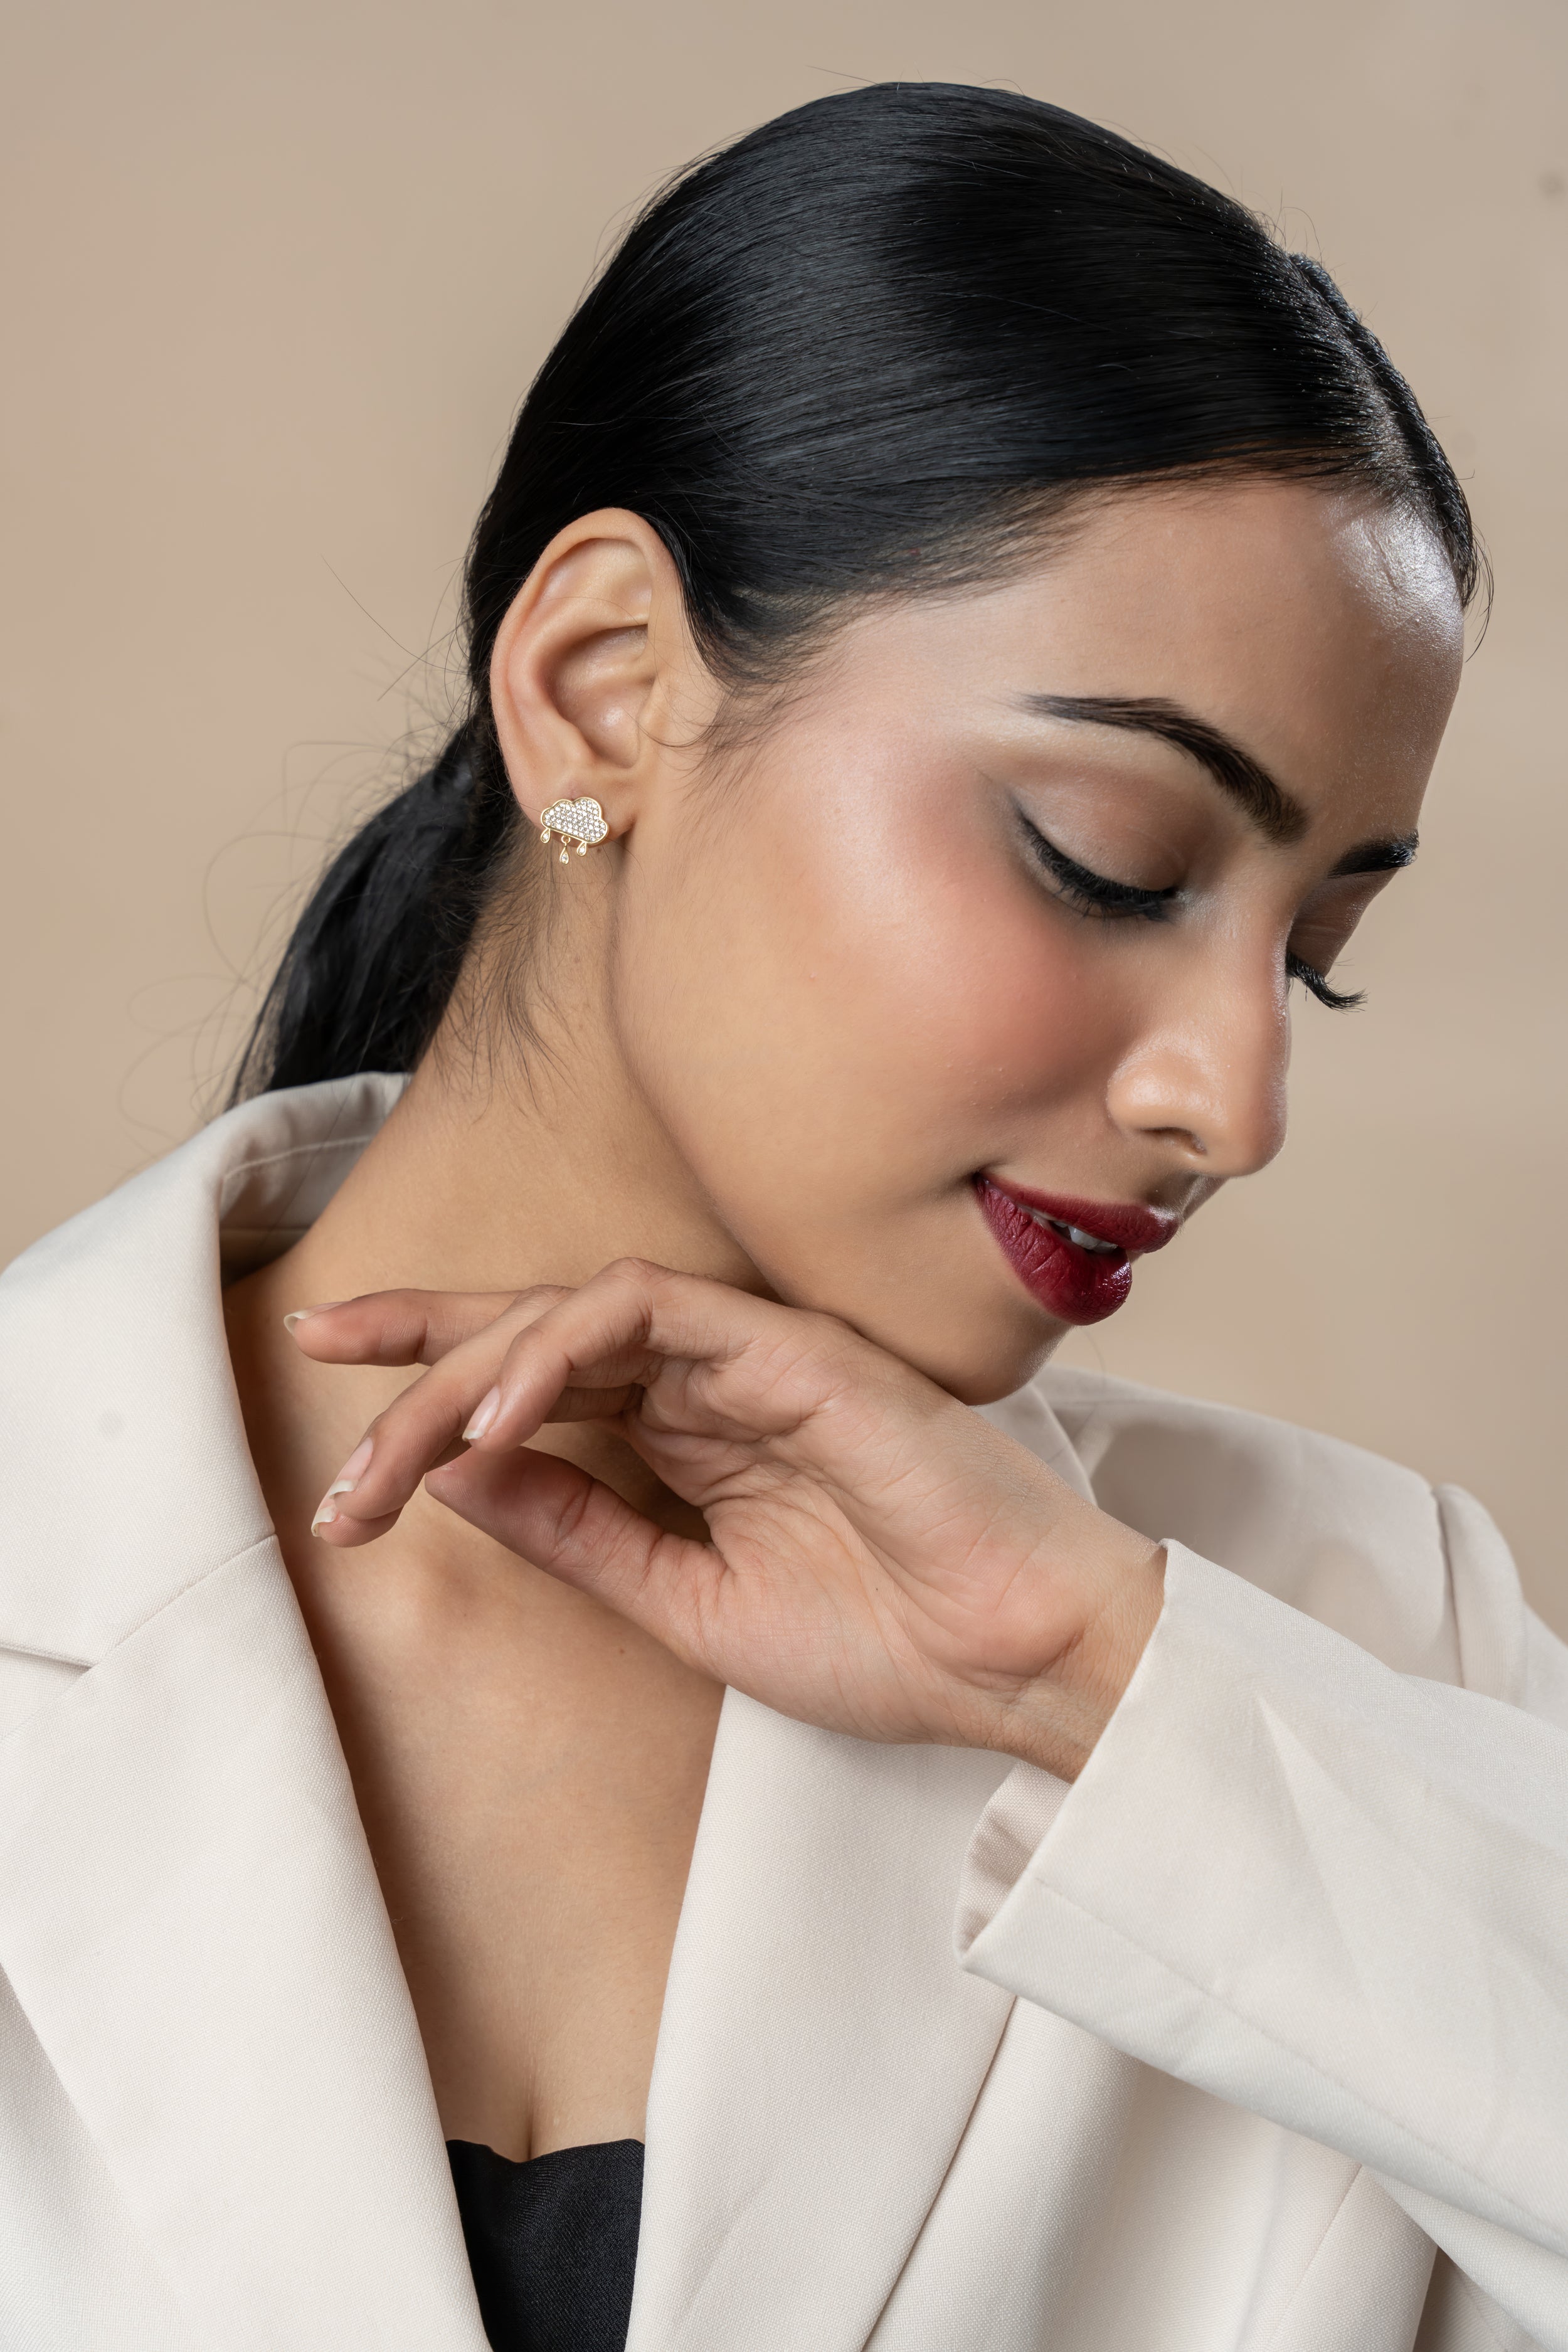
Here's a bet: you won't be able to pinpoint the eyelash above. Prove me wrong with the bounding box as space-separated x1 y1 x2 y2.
1286 954 1365 1012
1020 813 1367 1012
1020 815 1178 924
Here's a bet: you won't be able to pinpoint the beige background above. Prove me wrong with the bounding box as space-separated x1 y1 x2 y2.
3 0 1564 1624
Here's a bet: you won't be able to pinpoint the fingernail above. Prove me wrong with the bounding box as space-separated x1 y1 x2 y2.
308 1436 374 1534
283 1302 344 1333
326 1436 375 1493
464 1387 502 1443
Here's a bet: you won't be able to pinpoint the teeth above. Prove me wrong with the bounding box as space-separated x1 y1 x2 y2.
1024 1207 1120 1255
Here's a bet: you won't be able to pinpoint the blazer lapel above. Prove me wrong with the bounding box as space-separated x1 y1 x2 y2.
0 1077 483 2351
627 1697 1012 2351
0 1540 487 2351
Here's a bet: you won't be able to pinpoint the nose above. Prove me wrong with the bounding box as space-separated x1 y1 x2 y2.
1105 946 1290 1179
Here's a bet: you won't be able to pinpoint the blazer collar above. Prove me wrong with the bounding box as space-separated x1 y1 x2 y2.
0 1078 1097 2352
0 1072 407 1663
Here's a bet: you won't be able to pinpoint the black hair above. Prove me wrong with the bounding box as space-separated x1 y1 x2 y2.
231 81 1480 1101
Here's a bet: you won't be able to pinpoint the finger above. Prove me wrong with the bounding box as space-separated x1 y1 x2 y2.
286 1286 568 1369
307 1307 557 1536
307 1309 641 1542
310 1259 837 1541
310 1503 405 1549
425 1446 729 1678
462 1258 833 1454
310 1432 472 1545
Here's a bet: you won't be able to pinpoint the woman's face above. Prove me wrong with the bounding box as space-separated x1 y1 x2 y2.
598 480 1466 1402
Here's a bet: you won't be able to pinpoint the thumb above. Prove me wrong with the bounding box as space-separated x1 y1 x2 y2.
425 1446 726 1672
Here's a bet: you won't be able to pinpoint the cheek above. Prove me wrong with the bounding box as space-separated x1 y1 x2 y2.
613 766 1120 1233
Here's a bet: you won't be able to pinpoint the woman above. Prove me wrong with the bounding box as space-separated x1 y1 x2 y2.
1 79 1562 2352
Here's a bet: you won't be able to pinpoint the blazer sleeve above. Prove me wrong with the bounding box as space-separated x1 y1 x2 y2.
956 1491 1568 2352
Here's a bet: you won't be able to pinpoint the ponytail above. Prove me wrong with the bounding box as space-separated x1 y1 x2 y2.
228 727 514 1099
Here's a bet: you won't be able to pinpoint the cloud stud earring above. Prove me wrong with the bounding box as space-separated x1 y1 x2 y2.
539 797 609 864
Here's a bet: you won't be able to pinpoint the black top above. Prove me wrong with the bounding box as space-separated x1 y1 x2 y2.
447 2137 645 2352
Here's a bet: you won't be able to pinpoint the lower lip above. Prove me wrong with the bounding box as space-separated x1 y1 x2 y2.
974 1177 1135 1325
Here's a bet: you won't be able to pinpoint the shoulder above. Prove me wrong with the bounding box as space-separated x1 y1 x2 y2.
1031 1362 1485 1683
1034 1360 1436 1561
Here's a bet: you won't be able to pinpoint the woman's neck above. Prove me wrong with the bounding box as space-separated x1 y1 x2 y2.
225 975 760 1569
278 1022 755 1315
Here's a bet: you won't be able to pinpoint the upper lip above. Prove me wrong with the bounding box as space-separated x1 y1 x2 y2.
978 1176 1181 1258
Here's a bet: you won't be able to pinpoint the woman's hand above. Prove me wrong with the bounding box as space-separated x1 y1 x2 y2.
289 1261 1165 1779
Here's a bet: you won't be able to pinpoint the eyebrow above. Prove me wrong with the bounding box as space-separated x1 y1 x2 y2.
1020 692 1310 844
1018 692 1419 875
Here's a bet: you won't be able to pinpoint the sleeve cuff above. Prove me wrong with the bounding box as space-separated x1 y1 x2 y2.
952 1537 1185 1963
951 1538 1568 2254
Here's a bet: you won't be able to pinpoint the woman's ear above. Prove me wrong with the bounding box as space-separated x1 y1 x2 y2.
487 509 706 835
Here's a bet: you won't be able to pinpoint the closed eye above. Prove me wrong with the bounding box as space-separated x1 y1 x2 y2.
1019 812 1180 923
1287 868 1400 1010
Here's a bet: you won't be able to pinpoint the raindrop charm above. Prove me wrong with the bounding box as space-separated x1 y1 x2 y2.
539 797 609 865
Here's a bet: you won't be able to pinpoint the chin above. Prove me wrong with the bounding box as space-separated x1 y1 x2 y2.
760 1221 1070 1407
865 1291 1069 1409
938 1335 1067 1408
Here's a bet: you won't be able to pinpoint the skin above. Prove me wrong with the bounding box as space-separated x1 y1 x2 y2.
224 477 1463 2163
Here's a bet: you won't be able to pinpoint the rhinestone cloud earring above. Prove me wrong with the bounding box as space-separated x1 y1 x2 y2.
538 796 609 864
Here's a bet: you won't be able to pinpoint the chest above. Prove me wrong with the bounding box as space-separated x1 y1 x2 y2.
290 1512 723 2161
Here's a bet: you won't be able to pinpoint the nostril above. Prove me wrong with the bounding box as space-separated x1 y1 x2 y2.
1142 1125 1208 1157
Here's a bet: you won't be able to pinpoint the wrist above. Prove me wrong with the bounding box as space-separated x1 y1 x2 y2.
994 1532 1166 1782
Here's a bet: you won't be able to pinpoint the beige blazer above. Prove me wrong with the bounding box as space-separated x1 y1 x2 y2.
1 1076 1565 2352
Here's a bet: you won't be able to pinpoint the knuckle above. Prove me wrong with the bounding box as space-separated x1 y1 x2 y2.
499 1330 543 1380
347 1289 426 1320
553 1476 600 1548
795 1308 863 1370
599 1255 667 1286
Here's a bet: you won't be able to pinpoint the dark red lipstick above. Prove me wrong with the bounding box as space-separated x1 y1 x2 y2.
974 1175 1180 1325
